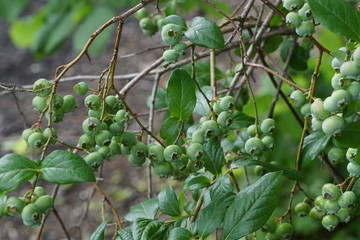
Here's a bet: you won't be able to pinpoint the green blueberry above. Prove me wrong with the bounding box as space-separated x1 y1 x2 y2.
290 89 306 107
295 21 315 37
338 191 356 208
85 152 104 170
264 233 281 240
161 23 183 45
120 144 131 155
128 154 146 167
84 94 101 110
109 141 121 156
186 143 204 161
164 144 183 161
134 8 148 20
347 82 360 100
148 145 165 163
247 124 257 137
346 148 358 163
88 109 102 119
220 96 235 111
34 195 53 214
340 61 360 80
32 96 47 113
332 58 342 71
153 162 173 178
298 3 313 20
331 73 347 90
109 122 125 136
99 121 108 131
260 118 276 134
22 128 34 142
46 108 65 123
300 102 311 117
254 165 267 176
162 49 179 63
322 183 341 200
262 135 275 151
79 134 96 149
347 162 360 177
115 109 129 125
21 203 42 227
160 15 187 30
120 131 137 147
331 89 351 108
28 132 45 148
323 96 340 114
245 137 264 155
34 187 46 198
322 115 345 136
131 142 148 158
285 12 302 27
191 129 205 144
139 17 158 36
275 222 293 239
309 207 324 220
294 202 311 217
336 207 351 223
324 199 340 214
42 127 57 144
95 130 113 146
212 100 224 115
262 217 278 233
5 196 25 216
314 195 326 209
311 117 323 131
354 47 360 66
154 15 164 29
283 0 304 10
105 95 123 113
98 146 111 159
174 42 187 55
327 147 346 165
217 111 233 128
311 98 330 120
200 120 220 138
73 82 89 96
33 78 51 98
63 95 77 113
321 214 339 231
171 154 189 171
47 94 64 110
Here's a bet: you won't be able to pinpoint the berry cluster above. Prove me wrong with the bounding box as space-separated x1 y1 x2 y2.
283 0 315 37
262 218 293 240
1 187 53 227
135 8 162 36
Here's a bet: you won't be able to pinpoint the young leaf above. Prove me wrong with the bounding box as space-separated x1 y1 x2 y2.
168 227 193 240
185 17 224 49
157 186 181 216
203 139 224 176
160 116 182 143
208 175 234 201
0 154 39 192
222 171 283 240
166 68 196 121
89 221 107 240
40 150 96 184
301 132 331 167
196 193 235 239
132 218 152 240
307 0 360 42
124 198 159 222
334 120 360 148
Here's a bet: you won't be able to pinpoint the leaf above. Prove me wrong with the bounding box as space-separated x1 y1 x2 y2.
185 17 225 49
334 120 360 148
265 36 283 53
140 221 163 240
194 86 213 116
231 157 301 180
351 179 360 216
0 0 29 22
302 132 331 167
222 172 283 240
203 139 224 176
40 150 96 184
182 62 224 87
157 186 181 216
0 154 39 192
331 49 347 64
343 100 360 118
208 175 234 201
166 69 196 121
307 0 360 42
116 227 134 240
0 193 7 218
124 198 159 222
89 221 107 240
146 88 167 110
280 38 309 71
168 227 192 240
72 6 116 57
186 176 211 191
160 116 182 143
230 112 254 130
196 193 235 239
132 218 152 240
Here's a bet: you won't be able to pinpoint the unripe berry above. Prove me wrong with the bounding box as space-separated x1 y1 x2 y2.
300 102 311 117
331 73 347 90
22 128 34 142
46 108 65 124
311 98 330 120
120 131 137 147
262 217 278 233
128 154 146 167
105 95 123 113
115 109 129 125
336 207 351 223
84 94 101 110
294 202 311 217
191 129 205 144
109 141 121 155
161 23 183 45
148 145 165 163
283 0 304 10
131 142 148 158
311 117 323 131
33 78 51 98
153 162 173 178
220 96 235 111
22 203 42 227
32 96 47 113
139 17 158 36
290 90 306 107
347 162 360 177
245 137 264 155
73 82 89 96
340 61 360 80
324 199 340 214
332 58 342 71
109 122 125 136
323 96 340 114
28 132 45 148
285 12 302 28
186 143 204 161
295 21 315 37
201 120 220 138
321 115 345 136
275 222 293 239
164 144 183 162
353 47 360 66
63 95 77 113
338 191 356 208
79 134 96 149
162 49 179 63
247 124 257 137
322 183 341 200
88 109 102 119
314 195 326 210
331 89 351 108
85 152 104 170
34 195 53 214
34 187 46 198
298 3 313 20
5 196 25 216
134 8 148 20
260 118 276 134
95 130 113 146
309 207 323 220
217 111 233 128
346 148 358 163
321 214 339 231
82 117 101 135
327 147 346 165
174 42 187 56
98 146 111 159
254 165 267 176
42 127 57 144
261 135 275 151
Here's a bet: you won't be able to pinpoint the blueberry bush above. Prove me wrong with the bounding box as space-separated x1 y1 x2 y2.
1 0 360 239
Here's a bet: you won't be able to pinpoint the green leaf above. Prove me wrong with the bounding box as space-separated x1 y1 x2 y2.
280 38 309 71
0 193 7 218
0 0 28 22
0 154 39 192
194 86 213 116
160 116 182 143
185 17 225 49
146 88 167 110
230 112 255 130
203 139 224 176
40 150 96 184
168 227 192 240
351 178 360 216
9 10 45 48
264 36 283 53
132 218 152 240
302 132 331 167
222 172 283 240
208 175 234 201
334 121 360 148
196 193 235 239
89 221 107 240
231 157 301 180
157 186 181 216
73 6 116 57
166 69 196 121
307 0 360 42
182 62 224 87
186 176 211 191
140 221 163 240
124 198 159 222
116 227 133 240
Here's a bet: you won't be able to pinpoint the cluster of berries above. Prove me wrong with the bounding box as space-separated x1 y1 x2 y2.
283 0 315 37
1 187 53 227
262 218 293 240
